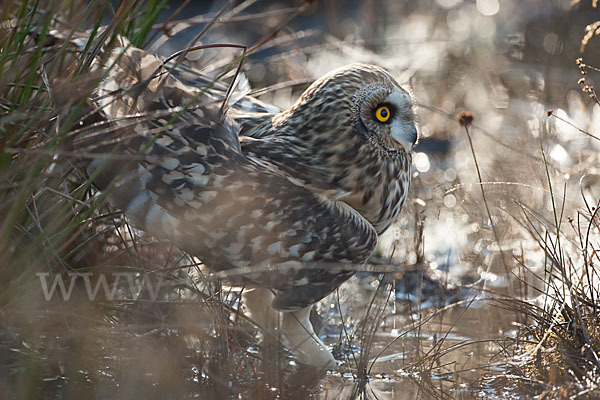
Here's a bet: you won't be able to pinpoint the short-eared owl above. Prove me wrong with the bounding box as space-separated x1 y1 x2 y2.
72 34 417 369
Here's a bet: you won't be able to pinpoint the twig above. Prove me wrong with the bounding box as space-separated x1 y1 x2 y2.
457 111 510 278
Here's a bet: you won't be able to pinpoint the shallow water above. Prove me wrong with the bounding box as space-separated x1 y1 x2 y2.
0 274 521 399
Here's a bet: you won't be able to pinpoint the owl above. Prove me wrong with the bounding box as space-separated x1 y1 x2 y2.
71 34 418 369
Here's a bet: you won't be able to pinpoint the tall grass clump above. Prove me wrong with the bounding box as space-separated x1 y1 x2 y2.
0 0 169 307
498 56 600 398
506 172 600 397
0 2 241 398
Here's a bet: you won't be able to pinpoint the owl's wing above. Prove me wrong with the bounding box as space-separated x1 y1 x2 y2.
75 44 377 310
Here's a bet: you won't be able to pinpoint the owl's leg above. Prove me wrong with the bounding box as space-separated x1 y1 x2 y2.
243 288 279 330
243 288 285 373
280 306 337 370
244 290 336 369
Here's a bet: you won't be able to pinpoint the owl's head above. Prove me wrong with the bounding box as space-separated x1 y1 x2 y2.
274 63 418 154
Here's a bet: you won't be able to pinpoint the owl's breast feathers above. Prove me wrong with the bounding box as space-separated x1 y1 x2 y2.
73 41 410 310
241 64 413 235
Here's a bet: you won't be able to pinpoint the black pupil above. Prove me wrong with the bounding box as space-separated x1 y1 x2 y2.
380 108 388 118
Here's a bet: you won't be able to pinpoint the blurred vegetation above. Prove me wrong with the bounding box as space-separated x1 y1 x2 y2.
1 0 600 399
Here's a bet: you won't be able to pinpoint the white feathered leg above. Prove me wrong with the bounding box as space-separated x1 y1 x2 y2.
243 288 279 331
244 290 336 370
280 306 337 370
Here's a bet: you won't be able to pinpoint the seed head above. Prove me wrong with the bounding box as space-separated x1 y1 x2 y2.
456 110 474 128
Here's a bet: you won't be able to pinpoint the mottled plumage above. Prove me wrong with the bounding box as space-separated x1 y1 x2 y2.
70 33 418 368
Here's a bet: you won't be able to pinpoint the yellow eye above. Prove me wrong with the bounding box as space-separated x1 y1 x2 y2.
375 105 391 123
